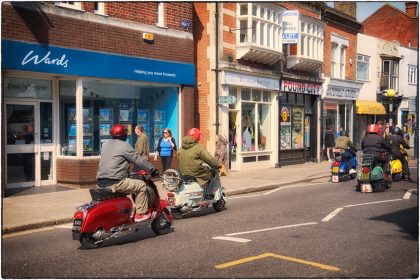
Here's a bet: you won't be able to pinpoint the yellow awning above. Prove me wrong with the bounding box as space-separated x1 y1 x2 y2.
356 100 386 115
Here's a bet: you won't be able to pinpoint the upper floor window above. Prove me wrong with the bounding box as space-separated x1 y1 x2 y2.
94 2 105 15
299 20 323 61
331 43 346 79
237 3 283 52
381 60 399 91
356 54 370 81
157 2 165 27
55 2 82 10
408 65 417 85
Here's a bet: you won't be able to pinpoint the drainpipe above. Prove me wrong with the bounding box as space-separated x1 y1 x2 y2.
215 2 220 135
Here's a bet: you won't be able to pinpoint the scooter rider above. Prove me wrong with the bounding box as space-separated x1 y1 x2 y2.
361 124 391 171
96 124 158 222
386 126 412 181
334 130 357 167
177 128 220 199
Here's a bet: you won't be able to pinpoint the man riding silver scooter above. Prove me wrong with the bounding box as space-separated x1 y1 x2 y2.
162 128 227 217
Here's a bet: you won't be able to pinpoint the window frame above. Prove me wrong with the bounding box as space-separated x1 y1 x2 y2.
157 2 165 28
94 2 106 15
356 54 370 81
55 2 82 10
408 65 417 85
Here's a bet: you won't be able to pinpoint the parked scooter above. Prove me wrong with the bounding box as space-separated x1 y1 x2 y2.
389 145 409 181
161 164 227 218
356 153 391 193
72 170 173 249
331 148 358 183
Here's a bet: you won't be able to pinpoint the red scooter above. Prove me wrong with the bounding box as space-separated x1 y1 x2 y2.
72 170 173 249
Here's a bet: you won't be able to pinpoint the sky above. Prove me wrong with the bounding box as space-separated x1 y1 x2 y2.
327 2 407 22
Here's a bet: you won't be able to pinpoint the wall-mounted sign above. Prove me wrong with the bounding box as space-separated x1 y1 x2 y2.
326 86 359 100
282 10 300 44
281 80 321 95
2 39 195 86
218 95 237 104
224 72 279 91
180 20 192 30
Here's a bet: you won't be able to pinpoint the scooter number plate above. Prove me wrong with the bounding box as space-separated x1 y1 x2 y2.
72 219 82 233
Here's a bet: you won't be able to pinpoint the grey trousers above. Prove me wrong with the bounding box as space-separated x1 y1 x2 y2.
110 177 148 214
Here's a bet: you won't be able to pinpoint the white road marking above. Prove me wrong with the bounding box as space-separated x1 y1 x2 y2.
263 182 326 195
225 222 318 237
212 236 251 243
229 194 262 200
321 207 344 222
344 199 402 208
54 223 73 229
403 189 417 200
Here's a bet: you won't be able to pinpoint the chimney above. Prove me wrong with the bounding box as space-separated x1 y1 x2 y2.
405 2 418 17
334 2 356 19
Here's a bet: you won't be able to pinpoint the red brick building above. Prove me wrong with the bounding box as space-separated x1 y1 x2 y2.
2 2 195 189
361 3 419 48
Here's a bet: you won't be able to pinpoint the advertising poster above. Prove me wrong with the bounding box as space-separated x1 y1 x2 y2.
100 123 112 136
83 124 93 136
68 138 76 153
154 110 165 122
83 108 93 121
68 106 76 121
119 110 131 122
99 108 113 122
304 116 310 148
138 110 149 123
280 106 291 149
83 138 93 151
292 107 304 149
69 124 77 137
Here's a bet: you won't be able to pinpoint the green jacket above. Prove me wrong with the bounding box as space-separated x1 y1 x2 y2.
178 136 219 186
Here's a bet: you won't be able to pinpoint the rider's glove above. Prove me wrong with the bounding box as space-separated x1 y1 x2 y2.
150 168 160 177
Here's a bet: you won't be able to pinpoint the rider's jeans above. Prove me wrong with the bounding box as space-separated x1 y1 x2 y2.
110 178 148 214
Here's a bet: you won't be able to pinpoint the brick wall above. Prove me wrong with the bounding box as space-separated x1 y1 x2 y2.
2 3 193 64
362 5 418 48
324 21 358 80
193 3 211 146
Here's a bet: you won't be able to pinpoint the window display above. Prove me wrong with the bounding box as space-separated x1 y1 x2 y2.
292 107 304 149
60 79 179 156
280 106 291 149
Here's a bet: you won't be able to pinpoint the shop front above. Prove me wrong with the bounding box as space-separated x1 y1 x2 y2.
2 39 195 189
322 78 362 150
279 79 321 165
221 71 279 171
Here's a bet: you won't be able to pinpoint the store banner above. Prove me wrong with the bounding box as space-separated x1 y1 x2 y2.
2 39 195 85
281 80 321 95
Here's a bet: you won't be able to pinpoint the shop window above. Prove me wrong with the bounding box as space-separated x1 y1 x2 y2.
241 88 251 101
60 80 77 156
4 77 52 100
94 2 105 15
228 87 238 110
280 104 305 150
357 54 370 81
242 103 256 152
258 103 270 151
60 79 179 157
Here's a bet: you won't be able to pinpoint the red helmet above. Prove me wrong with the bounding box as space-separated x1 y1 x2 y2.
367 124 379 134
110 124 127 137
187 128 201 141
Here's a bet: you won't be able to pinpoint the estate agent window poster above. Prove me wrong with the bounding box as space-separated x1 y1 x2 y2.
280 106 291 150
83 108 93 122
138 110 149 123
99 108 113 122
291 107 304 149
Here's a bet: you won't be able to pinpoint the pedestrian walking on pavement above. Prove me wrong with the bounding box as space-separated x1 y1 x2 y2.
324 125 335 162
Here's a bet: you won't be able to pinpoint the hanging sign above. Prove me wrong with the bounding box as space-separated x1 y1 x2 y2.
282 10 300 44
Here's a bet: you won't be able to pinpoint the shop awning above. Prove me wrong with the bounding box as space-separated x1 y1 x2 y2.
356 100 386 115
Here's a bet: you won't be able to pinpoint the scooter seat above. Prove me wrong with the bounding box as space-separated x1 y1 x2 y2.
90 188 127 201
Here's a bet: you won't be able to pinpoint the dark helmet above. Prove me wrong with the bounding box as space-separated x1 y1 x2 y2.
110 124 128 140
392 126 403 136
340 130 349 137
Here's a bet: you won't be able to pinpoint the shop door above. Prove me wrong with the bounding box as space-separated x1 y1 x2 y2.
5 101 54 189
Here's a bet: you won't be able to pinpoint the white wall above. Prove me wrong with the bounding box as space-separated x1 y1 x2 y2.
357 34 379 101
399 46 418 99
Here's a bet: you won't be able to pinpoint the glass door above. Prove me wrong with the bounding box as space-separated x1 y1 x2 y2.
5 101 55 188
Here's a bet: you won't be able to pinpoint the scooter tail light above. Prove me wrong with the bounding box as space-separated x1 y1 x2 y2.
333 161 340 167
362 167 370 173
74 211 84 219
167 192 174 198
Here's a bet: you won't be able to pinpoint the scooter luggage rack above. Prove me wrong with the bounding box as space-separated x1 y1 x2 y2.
360 154 374 167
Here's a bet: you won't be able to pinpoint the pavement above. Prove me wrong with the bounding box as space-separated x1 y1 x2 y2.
2 151 418 234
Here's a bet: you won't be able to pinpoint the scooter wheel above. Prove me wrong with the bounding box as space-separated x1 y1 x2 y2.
80 234 101 250
213 198 226 212
151 212 172 235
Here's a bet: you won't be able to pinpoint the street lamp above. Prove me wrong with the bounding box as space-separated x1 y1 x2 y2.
383 89 397 127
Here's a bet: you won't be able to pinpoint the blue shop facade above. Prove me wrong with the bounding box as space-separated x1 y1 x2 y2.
2 39 195 189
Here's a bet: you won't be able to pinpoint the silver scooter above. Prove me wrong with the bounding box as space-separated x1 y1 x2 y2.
161 164 228 218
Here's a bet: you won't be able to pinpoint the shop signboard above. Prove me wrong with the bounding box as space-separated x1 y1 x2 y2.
2 39 195 86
